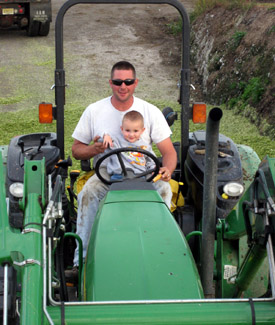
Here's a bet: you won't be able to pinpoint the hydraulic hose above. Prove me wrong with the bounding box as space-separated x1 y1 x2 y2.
50 175 62 203
56 233 69 302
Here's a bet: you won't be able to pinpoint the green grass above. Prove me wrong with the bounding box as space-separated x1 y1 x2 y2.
0 103 82 154
0 95 27 105
166 1 254 36
166 20 183 35
150 101 275 160
0 101 274 174
229 30 246 50
34 60 55 67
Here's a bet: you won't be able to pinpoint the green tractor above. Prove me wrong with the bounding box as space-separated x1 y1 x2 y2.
1 0 275 324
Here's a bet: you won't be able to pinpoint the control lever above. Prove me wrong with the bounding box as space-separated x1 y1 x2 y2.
56 156 73 169
68 170 80 200
18 139 25 153
37 136 46 152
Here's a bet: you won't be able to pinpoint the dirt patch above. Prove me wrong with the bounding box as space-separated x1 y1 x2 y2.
0 0 273 140
61 2 189 103
0 0 196 114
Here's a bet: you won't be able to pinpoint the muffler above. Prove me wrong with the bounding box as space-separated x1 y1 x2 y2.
201 107 223 298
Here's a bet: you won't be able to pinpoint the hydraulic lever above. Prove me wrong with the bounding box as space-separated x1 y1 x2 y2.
37 136 46 152
18 139 25 153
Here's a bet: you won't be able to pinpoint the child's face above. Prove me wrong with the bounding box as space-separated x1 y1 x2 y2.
121 119 145 143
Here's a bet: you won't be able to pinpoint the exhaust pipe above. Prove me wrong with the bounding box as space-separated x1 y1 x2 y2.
201 107 223 298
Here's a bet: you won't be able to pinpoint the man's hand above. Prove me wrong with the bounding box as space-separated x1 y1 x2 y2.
153 167 171 183
93 136 106 154
155 137 177 182
159 166 172 182
72 136 106 160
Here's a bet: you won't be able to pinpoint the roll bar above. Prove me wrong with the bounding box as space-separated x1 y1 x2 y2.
54 0 191 182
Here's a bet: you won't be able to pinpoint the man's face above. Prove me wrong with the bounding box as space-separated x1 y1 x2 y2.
109 69 138 104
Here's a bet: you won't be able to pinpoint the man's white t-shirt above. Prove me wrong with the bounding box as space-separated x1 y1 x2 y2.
72 96 172 167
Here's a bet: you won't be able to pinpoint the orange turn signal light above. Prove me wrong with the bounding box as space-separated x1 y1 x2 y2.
192 103 207 124
39 102 53 123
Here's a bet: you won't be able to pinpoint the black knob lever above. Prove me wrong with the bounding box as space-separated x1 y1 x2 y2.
18 139 24 153
37 136 46 152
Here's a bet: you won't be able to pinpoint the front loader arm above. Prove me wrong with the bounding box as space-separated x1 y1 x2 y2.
217 156 275 299
0 156 46 324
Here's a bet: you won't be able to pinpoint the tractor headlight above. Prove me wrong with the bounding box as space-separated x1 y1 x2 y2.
223 182 244 197
9 182 24 198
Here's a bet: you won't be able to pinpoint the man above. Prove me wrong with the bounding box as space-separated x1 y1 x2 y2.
71 61 177 267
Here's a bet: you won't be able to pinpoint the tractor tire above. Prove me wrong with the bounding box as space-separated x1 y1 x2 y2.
39 22 50 36
27 21 39 36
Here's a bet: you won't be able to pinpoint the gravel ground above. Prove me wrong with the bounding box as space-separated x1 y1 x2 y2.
0 0 196 113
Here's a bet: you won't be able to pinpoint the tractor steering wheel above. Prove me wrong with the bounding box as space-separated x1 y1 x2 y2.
95 147 160 185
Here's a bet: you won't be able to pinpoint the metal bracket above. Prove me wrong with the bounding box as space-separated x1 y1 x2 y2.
13 259 41 267
22 228 41 235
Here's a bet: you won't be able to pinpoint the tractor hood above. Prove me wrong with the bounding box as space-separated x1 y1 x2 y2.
84 185 203 301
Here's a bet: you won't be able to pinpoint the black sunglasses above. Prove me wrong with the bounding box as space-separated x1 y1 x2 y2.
112 79 136 86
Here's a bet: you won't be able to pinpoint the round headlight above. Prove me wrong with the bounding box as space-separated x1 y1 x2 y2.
223 182 244 197
9 182 24 198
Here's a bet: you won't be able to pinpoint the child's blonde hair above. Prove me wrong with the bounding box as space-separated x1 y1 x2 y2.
123 110 144 126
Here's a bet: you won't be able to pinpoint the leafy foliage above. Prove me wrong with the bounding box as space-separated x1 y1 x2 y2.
241 77 266 104
228 31 246 50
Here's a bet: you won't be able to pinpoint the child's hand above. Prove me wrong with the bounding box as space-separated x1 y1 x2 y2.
103 134 113 148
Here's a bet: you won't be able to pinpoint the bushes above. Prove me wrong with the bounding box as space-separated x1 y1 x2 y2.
228 77 267 109
229 31 246 50
241 77 266 104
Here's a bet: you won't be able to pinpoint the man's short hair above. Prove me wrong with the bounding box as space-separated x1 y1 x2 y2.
123 110 144 126
111 61 136 79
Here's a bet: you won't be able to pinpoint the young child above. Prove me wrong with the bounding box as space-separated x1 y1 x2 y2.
102 110 153 180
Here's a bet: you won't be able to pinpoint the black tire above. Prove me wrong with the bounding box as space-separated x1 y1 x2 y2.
27 20 39 36
39 21 50 36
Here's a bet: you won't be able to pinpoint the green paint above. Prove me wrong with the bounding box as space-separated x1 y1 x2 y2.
85 190 203 301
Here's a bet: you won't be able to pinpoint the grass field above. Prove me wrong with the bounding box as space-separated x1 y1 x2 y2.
1 100 274 175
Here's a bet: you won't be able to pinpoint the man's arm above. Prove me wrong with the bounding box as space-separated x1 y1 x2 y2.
156 138 177 182
72 136 106 160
